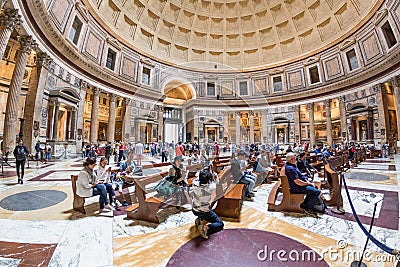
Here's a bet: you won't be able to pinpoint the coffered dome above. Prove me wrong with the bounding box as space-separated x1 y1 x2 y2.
81 0 380 71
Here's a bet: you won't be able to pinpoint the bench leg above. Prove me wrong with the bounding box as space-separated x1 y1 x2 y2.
127 203 160 224
268 194 305 213
73 196 86 214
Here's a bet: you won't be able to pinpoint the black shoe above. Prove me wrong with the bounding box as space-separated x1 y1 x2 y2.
17 178 21 184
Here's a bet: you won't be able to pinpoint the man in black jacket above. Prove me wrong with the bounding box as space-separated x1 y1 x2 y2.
13 139 29 184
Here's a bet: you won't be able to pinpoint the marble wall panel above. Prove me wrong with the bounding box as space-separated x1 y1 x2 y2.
360 31 383 64
323 54 344 80
287 69 305 89
82 29 105 64
120 55 137 82
47 0 74 33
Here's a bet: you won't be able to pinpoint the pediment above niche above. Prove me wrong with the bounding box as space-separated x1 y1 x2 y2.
75 3 89 22
106 37 122 51
339 37 356 50
303 56 320 66
268 68 284 75
374 8 388 25
140 58 155 67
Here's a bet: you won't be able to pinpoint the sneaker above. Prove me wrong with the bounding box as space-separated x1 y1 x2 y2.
104 205 115 211
248 192 255 197
244 194 253 200
122 201 129 207
198 222 208 239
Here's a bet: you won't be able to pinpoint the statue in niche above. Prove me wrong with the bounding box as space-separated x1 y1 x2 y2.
361 124 367 141
277 128 284 143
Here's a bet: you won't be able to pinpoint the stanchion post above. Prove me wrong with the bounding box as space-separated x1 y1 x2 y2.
332 155 345 214
0 157 4 176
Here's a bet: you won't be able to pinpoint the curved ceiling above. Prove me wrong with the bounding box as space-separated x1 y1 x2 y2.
86 0 380 71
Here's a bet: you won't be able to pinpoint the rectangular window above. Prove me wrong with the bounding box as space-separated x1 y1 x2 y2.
207 82 216 96
346 49 359 71
141 67 151 85
381 21 397 49
309 66 320 84
239 81 248 95
68 17 83 45
105 49 116 71
272 76 283 92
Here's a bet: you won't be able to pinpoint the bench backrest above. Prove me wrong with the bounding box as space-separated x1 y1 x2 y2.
279 175 291 196
133 171 169 205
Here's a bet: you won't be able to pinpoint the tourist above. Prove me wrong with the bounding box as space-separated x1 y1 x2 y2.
231 151 255 199
76 157 113 213
200 149 210 167
285 153 321 215
192 167 224 239
168 157 189 207
134 141 144 166
45 143 51 161
105 142 112 164
118 142 127 163
175 141 184 160
96 157 121 208
13 139 29 184
190 149 201 164
297 152 317 179
256 150 273 182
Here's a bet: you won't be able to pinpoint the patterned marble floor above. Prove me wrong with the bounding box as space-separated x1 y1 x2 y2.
0 154 399 266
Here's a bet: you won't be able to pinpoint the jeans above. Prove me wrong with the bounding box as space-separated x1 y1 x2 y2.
16 160 25 178
291 185 321 210
161 152 168 162
118 151 126 162
93 184 109 209
240 175 255 195
192 209 224 236
46 152 51 160
104 183 115 203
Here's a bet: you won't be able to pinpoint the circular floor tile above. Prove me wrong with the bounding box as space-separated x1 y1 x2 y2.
0 190 67 211
167 228 329 266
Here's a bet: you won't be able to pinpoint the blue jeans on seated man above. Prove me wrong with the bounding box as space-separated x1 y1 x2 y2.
104 183 116 203
239 175 255 195
192 209 224 236
291 185 321 211
93 184 109 209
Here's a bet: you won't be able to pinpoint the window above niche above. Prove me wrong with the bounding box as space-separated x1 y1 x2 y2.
346 48 359 71
68 16 83 46
106 48 117 71
141 66 151 85
239 81 248 96
307 65 321 85
272 75 283 93
206 81 216 96
381 21 397 50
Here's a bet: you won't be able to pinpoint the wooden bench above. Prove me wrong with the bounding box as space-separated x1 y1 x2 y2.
369 150 381 158
323 164 343 207
125 171 169 223
212 166 245 219
212 156 231 173
268 175 321 213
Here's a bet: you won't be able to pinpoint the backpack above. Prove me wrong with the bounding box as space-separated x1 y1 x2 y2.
155 175 176 198
304 195 327 213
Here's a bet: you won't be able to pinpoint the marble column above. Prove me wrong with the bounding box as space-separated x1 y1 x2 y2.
70 107 77 140
307 103 315 149
0 9 21 60
390 77 400 139
235 111 240 145
76 81 88 153
324 99 333 146
158 106 164 143
338 96 347 142
47 102 54 139
3 36 37 152
90 87 100 144
249 111 254 144
134 118 140 143
374 84 388 144
193 110 198 144
52 101 60 140
366 113 374 141
122 98 132 142
261 110 268 143
107 93 117 144
293 105 301 143
350 118 357 141
23 52 50 151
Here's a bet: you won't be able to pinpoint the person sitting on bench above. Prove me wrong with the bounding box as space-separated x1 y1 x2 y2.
231 151 255 199
200 149 210 167
120 151 142 177
256 150 274 180
297 152 317 179
192 167 224 239
285 153 321 214
190 149 201 164
76 157 114 213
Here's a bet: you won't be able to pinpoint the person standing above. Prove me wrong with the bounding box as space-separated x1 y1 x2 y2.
13 139 29 184
105 142 112 164
118 142 126 163
213 142 220 157
161 143 168 163
34 142 40 160
45 143 52 161
175 141 184 160
134 141 144 166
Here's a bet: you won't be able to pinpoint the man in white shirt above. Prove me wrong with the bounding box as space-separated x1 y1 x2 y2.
134 141 144 166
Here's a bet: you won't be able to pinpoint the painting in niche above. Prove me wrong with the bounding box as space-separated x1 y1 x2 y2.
98 122 107 141
277 128 285 143
388 110 397 132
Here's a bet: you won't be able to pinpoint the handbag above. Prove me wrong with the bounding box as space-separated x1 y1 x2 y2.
155 175 175 198
131 166 143 176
